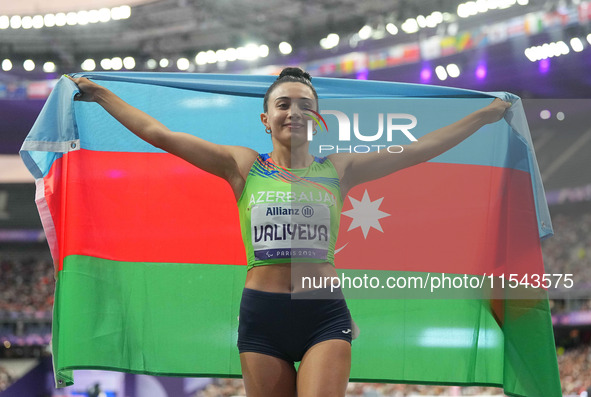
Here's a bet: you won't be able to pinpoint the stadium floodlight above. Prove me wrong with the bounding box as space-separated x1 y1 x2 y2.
401 18 419 33
465 2 479 16
81 59 96 71
77 11 89 25
236 47 246 60
111 57 123 70
43 62 56 73
244 43 260 60
557 41 570 55
457 4 469 18
1 59 12 71
43 14 55 27
570 37 584 52
476 0 489 12
98 8 111 23
431 11 444 24
587 33 591 45
386 23 398 35
88 10 100 23
123 56 135 69
55 13 67 26
258 44 269 58
111 6 131 20
100 58 112 70
21 16 33 29
118 6 132 19
66 12 78 26
225 48 237 61
205 50 217 63
111 7 122 20
320 34 339 49
425 15 437 28
23 59 35 71
279 42 292 55
499 0 517 9
416 15 427 28
146 59 157 69
348 33 360 48
359 25 372 40
0 16 8 29
32 15 44 29
10 15 22 29
177 58 190 71
435 65 448 80
216 50 227 62
195 52 207 65
159 58 169 68
446 63 461 78
325 33 339 48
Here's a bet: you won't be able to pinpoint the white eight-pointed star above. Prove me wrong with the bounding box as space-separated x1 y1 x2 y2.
341 189 390 239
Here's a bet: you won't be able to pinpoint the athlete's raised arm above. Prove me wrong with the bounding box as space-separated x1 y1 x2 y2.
328 97 511 196
66 75 257 199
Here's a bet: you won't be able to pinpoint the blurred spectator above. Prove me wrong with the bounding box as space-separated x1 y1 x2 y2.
0 364 14 392
189 342 589 396
543 212 591 302
0 257 54 318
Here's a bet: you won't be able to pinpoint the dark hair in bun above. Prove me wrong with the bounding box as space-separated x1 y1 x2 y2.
263 67 318 112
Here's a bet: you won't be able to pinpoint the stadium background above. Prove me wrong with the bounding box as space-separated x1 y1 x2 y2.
0 0 590 395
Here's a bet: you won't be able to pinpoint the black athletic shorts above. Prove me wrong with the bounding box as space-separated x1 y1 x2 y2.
237 287 353 363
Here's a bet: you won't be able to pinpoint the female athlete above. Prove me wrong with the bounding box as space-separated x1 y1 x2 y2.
67 68 510 397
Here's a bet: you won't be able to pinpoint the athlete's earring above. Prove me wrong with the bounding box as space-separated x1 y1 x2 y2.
313 129 318 135
265 127 272 134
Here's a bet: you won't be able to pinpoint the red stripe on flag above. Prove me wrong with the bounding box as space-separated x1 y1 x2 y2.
45 149 246 268
45 150 542 277
336 162 544 277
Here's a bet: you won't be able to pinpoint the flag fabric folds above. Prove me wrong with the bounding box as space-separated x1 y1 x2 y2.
21 72 561 396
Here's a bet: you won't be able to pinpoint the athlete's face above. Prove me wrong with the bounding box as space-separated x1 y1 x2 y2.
261 82 317 148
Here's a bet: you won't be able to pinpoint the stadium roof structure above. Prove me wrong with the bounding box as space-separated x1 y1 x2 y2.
1 0 590 98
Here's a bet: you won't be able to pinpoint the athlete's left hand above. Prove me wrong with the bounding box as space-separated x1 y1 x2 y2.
479 98 512 125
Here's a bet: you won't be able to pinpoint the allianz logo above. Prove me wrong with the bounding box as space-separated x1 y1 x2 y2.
265 205 314 217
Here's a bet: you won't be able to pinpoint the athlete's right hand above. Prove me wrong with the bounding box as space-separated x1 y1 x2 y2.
65 75 104 102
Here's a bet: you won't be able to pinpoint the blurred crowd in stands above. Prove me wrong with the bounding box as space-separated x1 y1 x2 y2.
191 345 591 396
192 343 591 396
0 256 54 317
543 212 591 312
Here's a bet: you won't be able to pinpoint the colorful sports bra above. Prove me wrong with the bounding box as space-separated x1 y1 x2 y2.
237 153 343 270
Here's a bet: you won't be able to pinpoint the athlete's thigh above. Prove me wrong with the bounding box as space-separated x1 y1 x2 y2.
296 339 351 397
240 352 297 397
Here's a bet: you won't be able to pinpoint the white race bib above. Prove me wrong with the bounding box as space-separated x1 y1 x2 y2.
251 202 330 261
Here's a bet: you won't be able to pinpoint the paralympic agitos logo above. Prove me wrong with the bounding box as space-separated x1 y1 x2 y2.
303 108 418 154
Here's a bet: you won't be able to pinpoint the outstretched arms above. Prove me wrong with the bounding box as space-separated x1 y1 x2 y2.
66 76 257 199
328 98 512 196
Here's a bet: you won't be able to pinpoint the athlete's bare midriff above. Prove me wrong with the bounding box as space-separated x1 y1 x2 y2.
244 262 338 293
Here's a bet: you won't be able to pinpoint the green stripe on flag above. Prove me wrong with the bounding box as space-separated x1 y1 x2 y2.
54 255 246 385
53 256 560 396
